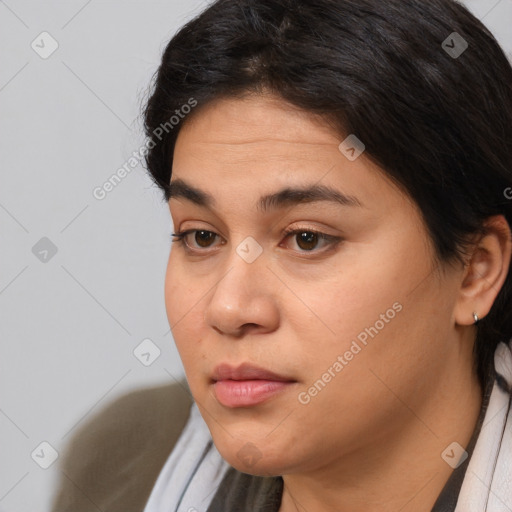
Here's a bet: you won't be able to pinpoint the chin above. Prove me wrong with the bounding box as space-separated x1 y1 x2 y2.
210 431 298 477
221 448 287 477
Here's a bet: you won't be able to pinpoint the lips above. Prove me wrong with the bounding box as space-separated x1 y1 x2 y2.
211 362 297 408
211 362 295 383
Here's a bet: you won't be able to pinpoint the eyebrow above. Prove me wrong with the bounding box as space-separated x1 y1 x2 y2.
167 178 363 212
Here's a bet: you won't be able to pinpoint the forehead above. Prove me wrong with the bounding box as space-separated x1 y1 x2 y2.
175 93 340 149
171 94 411 218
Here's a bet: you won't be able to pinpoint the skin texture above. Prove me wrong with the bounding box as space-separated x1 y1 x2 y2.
165 93 511 512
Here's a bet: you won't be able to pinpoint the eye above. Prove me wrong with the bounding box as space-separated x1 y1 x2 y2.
171 229 220 250
171 227 341 254
281 227 341 253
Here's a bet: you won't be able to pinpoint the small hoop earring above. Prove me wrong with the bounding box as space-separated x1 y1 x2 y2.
473 312 479 324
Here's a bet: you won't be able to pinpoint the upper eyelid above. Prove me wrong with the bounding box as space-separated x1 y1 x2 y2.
173 226 336 239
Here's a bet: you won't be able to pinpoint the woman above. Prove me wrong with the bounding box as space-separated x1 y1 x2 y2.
141 0 512 510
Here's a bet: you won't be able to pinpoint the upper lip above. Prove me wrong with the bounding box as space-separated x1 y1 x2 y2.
211 362 296 382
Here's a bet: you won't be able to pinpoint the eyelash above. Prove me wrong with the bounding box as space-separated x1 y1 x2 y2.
170 227 341 255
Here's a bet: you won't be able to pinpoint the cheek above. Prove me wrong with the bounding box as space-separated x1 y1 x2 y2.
164 254 204 364
164 255 182 329
289 229 438 394
290 254 407 359
164 251 203 323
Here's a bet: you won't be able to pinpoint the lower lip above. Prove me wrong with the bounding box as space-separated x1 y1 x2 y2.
213 379 294 407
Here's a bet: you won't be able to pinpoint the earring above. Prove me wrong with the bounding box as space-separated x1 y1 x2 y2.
472 312 479 324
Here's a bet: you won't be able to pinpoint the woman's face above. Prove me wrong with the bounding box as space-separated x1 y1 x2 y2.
166 94 466 476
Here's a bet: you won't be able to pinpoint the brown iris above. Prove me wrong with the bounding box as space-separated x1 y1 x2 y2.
295 231 318 251
195 230 217 248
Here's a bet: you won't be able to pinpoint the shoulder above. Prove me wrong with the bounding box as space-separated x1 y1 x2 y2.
50 381 194 512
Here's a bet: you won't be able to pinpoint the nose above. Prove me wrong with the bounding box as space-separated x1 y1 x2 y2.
203 248 280 337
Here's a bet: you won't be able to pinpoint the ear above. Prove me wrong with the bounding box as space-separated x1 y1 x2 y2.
454 215 512 326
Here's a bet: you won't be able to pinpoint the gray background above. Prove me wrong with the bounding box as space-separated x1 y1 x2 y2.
0 1 511 510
